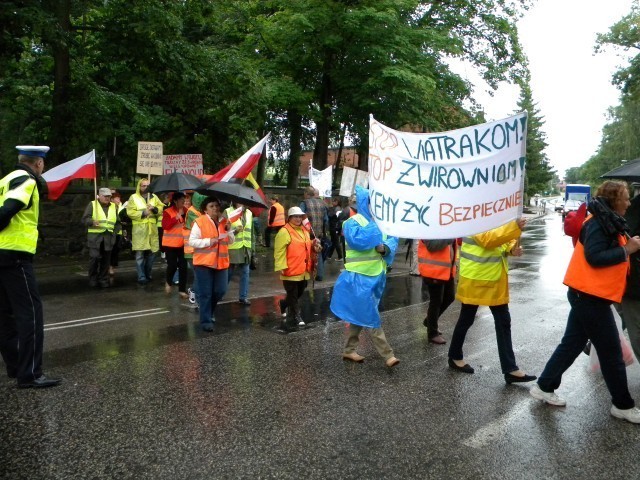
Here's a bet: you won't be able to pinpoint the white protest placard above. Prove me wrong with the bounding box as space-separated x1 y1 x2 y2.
310 165 333 198
137 141 163 176
339 166 369 197
163 154 203 175
368 113 527 239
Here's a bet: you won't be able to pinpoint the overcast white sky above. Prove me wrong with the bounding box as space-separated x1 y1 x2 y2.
468 0 635 178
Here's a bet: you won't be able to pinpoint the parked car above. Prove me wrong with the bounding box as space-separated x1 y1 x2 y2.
554 200 564 212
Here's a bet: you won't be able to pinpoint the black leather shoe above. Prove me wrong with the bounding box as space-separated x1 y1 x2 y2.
504 373 537 384
448 358 474 374
238 299 251 306
18 375 61 389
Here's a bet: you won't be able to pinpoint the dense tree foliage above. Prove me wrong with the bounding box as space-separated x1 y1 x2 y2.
516 72 555 199
568 2 640 186
0 0 533 189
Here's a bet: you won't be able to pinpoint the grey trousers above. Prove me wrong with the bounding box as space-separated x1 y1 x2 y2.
344 324 394 360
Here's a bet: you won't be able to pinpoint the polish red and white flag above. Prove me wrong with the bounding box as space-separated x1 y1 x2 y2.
226 206 244 223
208 133 270 183
42 150 96 200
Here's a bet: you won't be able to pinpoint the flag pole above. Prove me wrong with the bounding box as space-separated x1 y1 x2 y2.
92 150 98 225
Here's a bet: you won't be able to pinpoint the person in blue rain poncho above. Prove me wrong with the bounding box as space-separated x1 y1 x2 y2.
330 186 400 368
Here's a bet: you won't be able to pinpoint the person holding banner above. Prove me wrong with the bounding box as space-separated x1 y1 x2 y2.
81 187 119 288
189 196 233 331
162 192 188 298
226 203 254 306
127 178 164 285
418 239 458 345
330 186 400 368
448 218 537 384
532 181 640 424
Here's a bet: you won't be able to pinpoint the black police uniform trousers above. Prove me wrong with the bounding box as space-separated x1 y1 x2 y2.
0 259 44 382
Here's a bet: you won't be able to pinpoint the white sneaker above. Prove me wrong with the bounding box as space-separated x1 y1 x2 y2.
188 288 196 304
298 320 305 326
530 384 567 406
610 405 640 424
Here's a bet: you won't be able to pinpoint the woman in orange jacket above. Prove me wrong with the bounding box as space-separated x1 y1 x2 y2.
188 196 234 332
531 181 640 424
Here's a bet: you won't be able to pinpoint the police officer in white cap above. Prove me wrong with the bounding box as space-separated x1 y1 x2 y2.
0 146 61 388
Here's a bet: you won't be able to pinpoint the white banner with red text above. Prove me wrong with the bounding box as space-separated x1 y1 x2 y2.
368 113 527 239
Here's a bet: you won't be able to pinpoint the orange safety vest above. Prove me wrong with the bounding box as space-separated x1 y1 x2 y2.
182 206 201 255
192 215 230 269
162 206 185 248
417 240 457 281
282 223 312 277
563 216 629 303
269 202 285 227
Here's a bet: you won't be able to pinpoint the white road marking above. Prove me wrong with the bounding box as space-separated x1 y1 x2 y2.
44 309 170 331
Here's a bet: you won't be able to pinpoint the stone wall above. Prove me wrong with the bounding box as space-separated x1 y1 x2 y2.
37 187 349 256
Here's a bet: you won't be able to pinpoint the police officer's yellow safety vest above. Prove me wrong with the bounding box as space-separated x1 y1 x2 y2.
87 201 117 234
0 170 39 254
226 207 252 250
343 214 386 276
459 236 508 281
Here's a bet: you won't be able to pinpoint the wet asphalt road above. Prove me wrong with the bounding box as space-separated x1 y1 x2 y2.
2 213 640 479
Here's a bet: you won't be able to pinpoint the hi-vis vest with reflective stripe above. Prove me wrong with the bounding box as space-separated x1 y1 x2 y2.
563 216 629 303
226 207 252 250
282 223 312 276
344 214 386 276
162 206 185 248
269 202 285 227
0 170 39 254
193 215 229 269
88 201 117 234
459 236 507 281
418 241 456 281
129 193 159 225
182 206 201 255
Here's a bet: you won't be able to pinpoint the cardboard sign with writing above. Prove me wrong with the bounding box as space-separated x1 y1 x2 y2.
163 154 204 175
339 166 369 197
137 141 163 176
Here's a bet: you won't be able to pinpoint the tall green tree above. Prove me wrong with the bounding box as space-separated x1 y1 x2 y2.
516 73 554 199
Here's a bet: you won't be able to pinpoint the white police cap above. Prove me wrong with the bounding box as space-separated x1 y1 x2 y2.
16 145 50 157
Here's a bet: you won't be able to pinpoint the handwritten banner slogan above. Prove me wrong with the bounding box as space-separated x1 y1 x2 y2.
368 113 528 239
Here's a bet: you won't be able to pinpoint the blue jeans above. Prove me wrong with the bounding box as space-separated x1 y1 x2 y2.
135 250 156 282
538 289 634 409
227 263 250 301
448 303 518 374
194 266 228 327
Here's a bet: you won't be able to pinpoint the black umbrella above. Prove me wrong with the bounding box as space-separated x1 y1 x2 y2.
196 181 268 208
149 172 204 193
600 159 640 182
